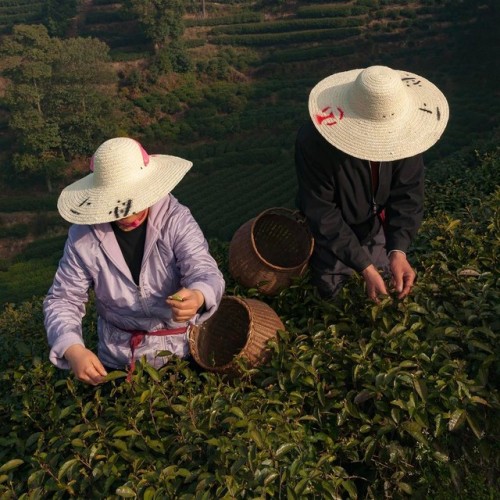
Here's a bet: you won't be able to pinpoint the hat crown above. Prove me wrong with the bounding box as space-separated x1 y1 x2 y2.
349 66 409 121
92 138 148 188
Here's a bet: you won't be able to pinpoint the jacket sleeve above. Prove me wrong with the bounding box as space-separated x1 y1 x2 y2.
295 127 372 273
384 154 424 253
43 232 92 369
170 206 225 323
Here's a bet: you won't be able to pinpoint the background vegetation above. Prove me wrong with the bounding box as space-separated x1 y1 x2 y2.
0 0 498 497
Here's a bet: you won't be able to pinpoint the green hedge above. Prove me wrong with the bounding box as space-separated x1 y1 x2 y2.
0 9 42 24
185 12 262 27
210 17 364 35
262 42 361 63
0 139 499 498
296 5 369 18
0 185 498 496
0 223 29 238
0 0 36 6
0 195 58 212
0 2 42 15
84 9 136 25
210 27 362 46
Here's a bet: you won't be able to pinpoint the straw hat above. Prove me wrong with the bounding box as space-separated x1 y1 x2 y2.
57 138 192 224
308 65 449 161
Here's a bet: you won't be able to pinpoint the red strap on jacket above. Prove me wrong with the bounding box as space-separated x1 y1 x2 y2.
370 161 386 227
127 327 188 382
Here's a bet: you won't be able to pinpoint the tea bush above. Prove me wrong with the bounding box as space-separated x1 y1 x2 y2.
0 151 499 497
185 13 262 28
210 17 364 36
0 195 57 212
210 27 362 47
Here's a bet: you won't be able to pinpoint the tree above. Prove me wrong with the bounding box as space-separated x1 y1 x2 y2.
126 0 185 51
125 0 191 74
51 37 120 157
1 26 121 191
1 25 62 191
42 0 78 37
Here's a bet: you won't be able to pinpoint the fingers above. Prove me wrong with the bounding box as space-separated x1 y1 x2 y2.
93 357 108 378
67 348 108 386
397 271 416 299
76 365 107 386
391 273 404 295
167 288 205 322
362 265 388 302
389 253 417 299
390 265 416 299
368 282 388 303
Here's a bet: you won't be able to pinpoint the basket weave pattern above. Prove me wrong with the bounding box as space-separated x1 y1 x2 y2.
189 296 284 374
229 208 314 295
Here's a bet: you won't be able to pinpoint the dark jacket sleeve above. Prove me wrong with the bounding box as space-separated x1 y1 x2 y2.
295 125 373 272
384 154 424 253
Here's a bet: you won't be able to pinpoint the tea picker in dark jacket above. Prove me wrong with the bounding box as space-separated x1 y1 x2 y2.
295 65 449 301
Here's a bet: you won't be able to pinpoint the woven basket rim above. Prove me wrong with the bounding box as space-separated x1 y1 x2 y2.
189 296 254 371
189 296 284 372
249 207 314 272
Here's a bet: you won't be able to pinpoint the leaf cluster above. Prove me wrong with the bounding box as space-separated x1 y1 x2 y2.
0 188 499 498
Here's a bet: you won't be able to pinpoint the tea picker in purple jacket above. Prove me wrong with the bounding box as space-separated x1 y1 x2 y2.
44 138 225 385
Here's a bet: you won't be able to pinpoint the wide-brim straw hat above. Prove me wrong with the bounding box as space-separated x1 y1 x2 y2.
57 137 193 224
308 65 449 161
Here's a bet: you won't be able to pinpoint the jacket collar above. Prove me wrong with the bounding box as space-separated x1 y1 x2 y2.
90 195 172 282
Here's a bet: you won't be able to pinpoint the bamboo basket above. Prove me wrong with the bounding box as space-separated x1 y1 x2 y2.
189 296 284 374
228 207 314 295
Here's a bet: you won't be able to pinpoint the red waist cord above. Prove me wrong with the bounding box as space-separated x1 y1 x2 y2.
127 327 187 382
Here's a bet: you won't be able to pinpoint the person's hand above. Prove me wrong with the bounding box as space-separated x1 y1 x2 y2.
64 344 107 385
389 251 416 299
166 288 205 322
361 264 388 302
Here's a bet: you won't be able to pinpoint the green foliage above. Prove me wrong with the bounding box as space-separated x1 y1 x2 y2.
185 12 262 27
210 17 364 36
125 0 186 49
41 0 77 37
0 235 66 305
425 144 500 216
0 194 57 212
0 184 499 496
0 25 121 186
0 4 498 493
0 259 58 305
211 26 362 46
0 1 43 33
84 8 135 25
296 5 369 18
150 41 192 76
0 298 47 369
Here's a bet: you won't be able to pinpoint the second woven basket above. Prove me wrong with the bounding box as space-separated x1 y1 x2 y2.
228 207 314 295
189 295 284 375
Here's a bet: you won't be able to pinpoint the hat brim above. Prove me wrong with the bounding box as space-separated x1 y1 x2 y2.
57 154 193 224
309 68 449 161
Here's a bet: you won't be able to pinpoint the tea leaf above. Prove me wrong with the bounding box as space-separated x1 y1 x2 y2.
275 443 295 458
0 459 24 473
413 378 428 402
116 486 136 498
448 409 467 432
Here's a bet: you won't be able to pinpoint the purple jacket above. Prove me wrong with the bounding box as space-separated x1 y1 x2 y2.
44 194 225 370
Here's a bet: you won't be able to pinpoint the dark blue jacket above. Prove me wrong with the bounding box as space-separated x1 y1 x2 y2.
295 121 424 272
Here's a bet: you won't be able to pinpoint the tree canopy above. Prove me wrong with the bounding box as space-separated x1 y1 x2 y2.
1 25 121 191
